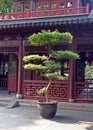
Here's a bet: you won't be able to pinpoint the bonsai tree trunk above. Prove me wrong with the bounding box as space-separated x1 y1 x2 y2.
37 80 51 102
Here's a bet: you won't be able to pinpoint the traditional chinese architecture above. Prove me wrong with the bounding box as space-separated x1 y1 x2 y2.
0 0 93 103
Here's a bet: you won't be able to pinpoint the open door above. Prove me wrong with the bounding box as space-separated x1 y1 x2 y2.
8 54 18 93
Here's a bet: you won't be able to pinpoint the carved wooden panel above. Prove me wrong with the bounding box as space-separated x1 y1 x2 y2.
24 46 47 53
77 44 93 51
0 40 20 47
0 47 19 53
24 45 69 54
23 80 69 101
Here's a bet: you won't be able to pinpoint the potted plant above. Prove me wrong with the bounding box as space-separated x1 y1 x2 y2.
23 30 79 119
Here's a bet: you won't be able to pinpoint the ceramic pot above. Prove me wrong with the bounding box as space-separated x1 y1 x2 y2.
37 101 58 119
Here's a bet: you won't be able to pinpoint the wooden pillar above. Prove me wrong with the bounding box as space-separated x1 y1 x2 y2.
68 44 75 102
86 4 89 13
31 0 33 11
16 36 24 99
49 0 51 10
75 0 79 7
75 0 80 14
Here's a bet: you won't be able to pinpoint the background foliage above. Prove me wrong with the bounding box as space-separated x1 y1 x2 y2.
0 0 14 15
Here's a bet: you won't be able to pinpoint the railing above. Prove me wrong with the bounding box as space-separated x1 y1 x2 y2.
0 4 89 20
75 82 93 103
23 80 69 101
0 78 7 90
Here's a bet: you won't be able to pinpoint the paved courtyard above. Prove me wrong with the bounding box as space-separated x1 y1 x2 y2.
0 106 93 130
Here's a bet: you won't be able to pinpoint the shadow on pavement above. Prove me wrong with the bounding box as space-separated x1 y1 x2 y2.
54 115 76 123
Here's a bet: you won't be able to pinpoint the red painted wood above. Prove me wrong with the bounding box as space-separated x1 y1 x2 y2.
5 6 87 20
86 4 89 14
23 80 69 101
0 0 89 20
17 37 23 95
7 53 18 93
27 10 30 18
0 1 91 103
8 76 17 92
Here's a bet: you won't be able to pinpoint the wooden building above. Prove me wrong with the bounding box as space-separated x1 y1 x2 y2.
0 0 93 103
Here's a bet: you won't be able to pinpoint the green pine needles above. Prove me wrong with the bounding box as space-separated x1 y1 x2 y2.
28 30 73 46
0 0 14 15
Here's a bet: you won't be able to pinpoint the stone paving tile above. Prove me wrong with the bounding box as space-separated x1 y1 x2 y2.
0 106 93 130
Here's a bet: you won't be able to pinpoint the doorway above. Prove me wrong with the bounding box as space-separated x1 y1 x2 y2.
8 53 18 93
0 54 8 90
75 52 93 102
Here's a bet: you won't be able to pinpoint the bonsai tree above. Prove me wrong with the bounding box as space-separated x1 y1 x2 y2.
23 30 79 102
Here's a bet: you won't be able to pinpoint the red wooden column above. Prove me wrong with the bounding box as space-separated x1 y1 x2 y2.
68 43 75 102
16 36 24 99
86 4 89 13
75 0 79 7
75 0 80 14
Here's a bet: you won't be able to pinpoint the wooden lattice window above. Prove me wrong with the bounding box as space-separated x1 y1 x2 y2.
24 6 29 11
44 4 49 9
51 3 57 9
67 1 73 7
36 4 41 11
17 6 22 12
59 2 65 8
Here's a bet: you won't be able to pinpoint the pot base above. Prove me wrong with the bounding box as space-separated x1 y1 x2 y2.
37 101 58 119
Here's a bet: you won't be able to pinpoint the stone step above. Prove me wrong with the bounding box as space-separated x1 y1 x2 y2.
18 99 37 107
0 97 93 112
19 100 93 112
6 97 19 109
58 102 93 112
0 99 10 106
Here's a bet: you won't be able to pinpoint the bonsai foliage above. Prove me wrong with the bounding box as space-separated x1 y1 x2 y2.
23 30 79 102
